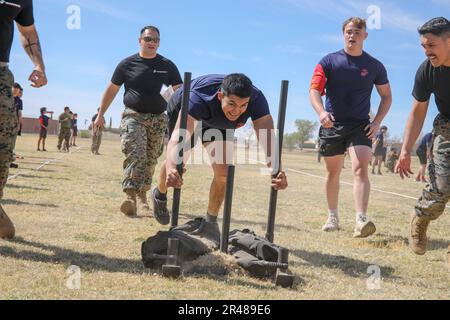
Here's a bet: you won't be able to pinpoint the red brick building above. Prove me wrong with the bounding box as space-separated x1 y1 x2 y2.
21 117 58 135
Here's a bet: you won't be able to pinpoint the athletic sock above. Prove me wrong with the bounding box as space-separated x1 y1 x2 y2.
328 209 339 218
206 213 218 223
155 188 167 201
356 212 367 222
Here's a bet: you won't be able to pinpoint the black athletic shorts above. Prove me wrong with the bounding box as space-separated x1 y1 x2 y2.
166 92 233 149
373 145 384 157
416 149 427 165
318 120 372 157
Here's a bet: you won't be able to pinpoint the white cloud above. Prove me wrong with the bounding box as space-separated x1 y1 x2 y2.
250 56 264 63
242 20 274 28
192 49 235 61
283 0 425 32
320 34 343 44
41 0 143 22
431 0 450 9
275 45 304 54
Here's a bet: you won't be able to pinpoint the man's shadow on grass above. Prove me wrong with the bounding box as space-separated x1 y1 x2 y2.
0 237 298 289
19 161 69 168
0 237 144 274
6 184 50 191
291 249 400 279
13 174 69 180
1 199 58 208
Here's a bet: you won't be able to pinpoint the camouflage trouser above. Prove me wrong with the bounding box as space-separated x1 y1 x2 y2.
0 66 18 199
91 127 103 153
385 156 398 173
120 108 166 192
415 114 450 220
57 127 71 150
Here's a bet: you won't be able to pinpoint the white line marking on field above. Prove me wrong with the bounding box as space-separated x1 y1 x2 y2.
286 168 419 201
252 158 438 204
8 147 81 181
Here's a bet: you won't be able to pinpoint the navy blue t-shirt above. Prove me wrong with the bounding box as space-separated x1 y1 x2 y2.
14 96 23 116
416 132 433 154
175 74 270 130
39 114 49 127
318 50 389 123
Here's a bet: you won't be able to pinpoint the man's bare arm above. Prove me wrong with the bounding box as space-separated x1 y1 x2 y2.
17 23 45 73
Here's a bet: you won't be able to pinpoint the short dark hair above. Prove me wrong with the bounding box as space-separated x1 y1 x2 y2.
342 17 366 33
13 82 22 90
140 26 160 37
418 17 450 37
40 107 46 114
64 106 70 111
381 125 388 131
221 73 253 98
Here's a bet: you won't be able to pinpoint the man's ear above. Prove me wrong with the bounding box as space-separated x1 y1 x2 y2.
217 91 223 101
364 31 368 40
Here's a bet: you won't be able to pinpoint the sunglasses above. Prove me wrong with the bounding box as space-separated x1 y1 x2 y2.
142 36 160 43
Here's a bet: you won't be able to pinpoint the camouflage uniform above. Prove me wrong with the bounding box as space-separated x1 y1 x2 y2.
415 113 450 220
57 113 71 151
120 108 166 192
91 127 103 154
0 66 18 199
385 152 398 173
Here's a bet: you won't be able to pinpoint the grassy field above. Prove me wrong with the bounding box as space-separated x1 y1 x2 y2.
0 133 449 300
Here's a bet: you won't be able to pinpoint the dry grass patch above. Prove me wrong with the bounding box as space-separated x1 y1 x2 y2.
0 134 449 299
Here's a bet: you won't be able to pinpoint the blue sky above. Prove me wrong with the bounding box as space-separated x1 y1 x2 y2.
8 0 449 138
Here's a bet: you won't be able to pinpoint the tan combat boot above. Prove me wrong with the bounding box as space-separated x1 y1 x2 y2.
0 204 15 240
120 189 137 217
409 212 430 255
137 187 151 215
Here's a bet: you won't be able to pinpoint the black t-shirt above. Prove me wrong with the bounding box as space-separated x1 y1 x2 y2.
92 113 98 122
0 0 34 62
111 53 182 114
413 59 450 118
14 96 23 116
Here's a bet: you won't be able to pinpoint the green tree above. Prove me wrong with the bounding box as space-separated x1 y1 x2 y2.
294 119 318 150
283 132 300 151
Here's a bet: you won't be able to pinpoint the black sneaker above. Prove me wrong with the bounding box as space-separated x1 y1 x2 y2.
190 220 220 245
171 217 204 232
151 186 170 225
9 163 18 169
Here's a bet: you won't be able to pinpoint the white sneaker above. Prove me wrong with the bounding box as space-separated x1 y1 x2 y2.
322 215 339 232
353 216 376 238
